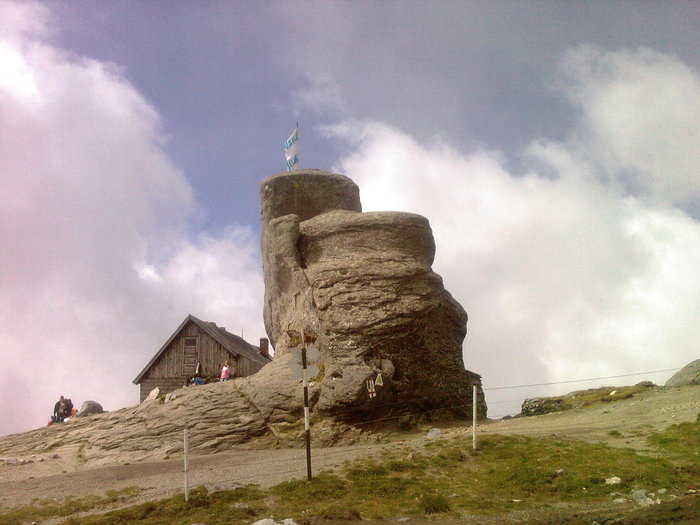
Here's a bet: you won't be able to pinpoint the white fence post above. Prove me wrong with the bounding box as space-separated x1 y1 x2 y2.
184 428 189 502
472 385 477 450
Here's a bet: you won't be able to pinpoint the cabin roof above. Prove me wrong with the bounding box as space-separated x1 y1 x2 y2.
132 314 271 384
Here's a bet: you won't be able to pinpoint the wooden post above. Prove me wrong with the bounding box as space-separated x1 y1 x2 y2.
184 429 189 502
472 385 477 450
301 330 312 480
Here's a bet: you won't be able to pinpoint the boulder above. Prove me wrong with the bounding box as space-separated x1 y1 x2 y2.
665 359 700 387
249 169 486 422
143 387 160 402
521 397 568 416
74 400 104 417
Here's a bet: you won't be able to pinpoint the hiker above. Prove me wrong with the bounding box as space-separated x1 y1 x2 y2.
53 395 66 423
65 398 74 419
220 360 232 381
189 375 206 386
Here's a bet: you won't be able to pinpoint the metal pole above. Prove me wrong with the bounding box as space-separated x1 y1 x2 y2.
301 334 312 480
472 385 477 450
184 429 189 502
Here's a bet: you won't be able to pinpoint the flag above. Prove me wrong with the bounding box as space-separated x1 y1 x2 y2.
284 126 299 171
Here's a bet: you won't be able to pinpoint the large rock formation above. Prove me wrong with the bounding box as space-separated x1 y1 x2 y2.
665 359 700 387
0 169 486 466
246 169 485 421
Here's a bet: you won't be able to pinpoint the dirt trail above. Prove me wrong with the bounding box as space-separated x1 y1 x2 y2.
0 386 697 514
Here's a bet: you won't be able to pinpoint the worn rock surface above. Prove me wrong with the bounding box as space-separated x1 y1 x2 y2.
0 169 485 465
257 169 485 420
665 359 700 387
0 382 269 466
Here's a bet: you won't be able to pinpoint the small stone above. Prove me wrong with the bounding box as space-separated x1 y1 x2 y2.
427 428 442 439
605 476 621 485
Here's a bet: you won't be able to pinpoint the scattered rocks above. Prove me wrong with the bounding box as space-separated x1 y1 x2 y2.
629 489 659 506
0 457 33 465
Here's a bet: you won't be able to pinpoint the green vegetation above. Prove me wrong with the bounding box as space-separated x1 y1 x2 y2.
648 413 700 466
417 493 451 513
0 487 141 525
4 425 698 525
62 486 267 525
532 385 653 415
566 385 651 406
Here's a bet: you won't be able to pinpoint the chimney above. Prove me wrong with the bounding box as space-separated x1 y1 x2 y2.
259 338 270 358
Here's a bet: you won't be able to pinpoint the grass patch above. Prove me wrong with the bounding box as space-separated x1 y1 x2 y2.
648 413 700 467
418 493 451 513
63 486 267 525
526 385 653 416
0 487 142 524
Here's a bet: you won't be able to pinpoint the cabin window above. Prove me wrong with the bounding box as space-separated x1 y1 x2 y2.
183 337 198 376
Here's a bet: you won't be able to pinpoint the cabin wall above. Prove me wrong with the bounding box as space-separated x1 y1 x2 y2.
138 320 270 401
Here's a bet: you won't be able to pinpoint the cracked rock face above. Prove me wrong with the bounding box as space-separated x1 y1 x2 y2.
256 169 486 420
0 170 485 462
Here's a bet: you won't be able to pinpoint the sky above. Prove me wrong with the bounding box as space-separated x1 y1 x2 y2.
1 0 699 436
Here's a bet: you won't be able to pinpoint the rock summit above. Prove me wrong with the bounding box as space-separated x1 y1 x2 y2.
245 169 485 422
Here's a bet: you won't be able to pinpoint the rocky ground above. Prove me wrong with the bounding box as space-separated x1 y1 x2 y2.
0 385 697 522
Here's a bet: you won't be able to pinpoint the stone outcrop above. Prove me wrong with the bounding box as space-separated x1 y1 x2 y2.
665 359 700 387
74 400 104 417
521 397 569 416
0 382 271 466
0 169 485 465
0 381 373 466
249 169 485 421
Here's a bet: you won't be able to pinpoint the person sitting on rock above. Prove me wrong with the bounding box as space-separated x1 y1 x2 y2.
190 375 206 386
64 398 74 419
53 395 66 423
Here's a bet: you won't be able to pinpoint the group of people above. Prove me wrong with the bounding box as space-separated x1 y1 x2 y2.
188 360 235 386
51 395 75 423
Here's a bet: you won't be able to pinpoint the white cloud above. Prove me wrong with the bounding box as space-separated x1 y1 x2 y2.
0 1 264 435
323 47 700 415
292 73 348 117
555 45 700 208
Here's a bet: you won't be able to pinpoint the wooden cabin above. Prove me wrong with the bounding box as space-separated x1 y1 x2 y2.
133 314 272 402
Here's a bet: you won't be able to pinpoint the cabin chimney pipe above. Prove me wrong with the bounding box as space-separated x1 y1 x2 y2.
259 338 270 358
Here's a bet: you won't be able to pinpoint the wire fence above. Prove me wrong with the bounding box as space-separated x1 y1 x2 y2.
173 366 689 492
